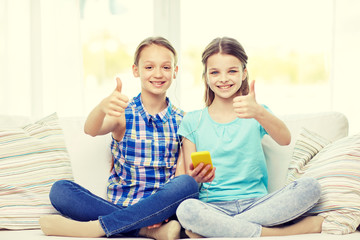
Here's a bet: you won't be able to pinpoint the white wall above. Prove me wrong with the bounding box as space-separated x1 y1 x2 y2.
332 0 360 134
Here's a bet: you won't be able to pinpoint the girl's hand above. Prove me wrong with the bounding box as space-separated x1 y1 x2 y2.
233 80 291 146
233 80 261 119
189 162 215 183
101 77 129 117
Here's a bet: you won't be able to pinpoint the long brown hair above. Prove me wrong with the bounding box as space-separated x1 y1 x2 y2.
202 37 249 106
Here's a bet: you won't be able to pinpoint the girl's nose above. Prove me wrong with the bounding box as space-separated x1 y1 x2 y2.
154 67 163 77
220 73 228 82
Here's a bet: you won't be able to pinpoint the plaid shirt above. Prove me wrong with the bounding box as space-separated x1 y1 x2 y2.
107 93 184 207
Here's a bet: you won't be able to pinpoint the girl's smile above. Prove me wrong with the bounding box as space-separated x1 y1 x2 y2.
216 83 234 90
150 80 166 87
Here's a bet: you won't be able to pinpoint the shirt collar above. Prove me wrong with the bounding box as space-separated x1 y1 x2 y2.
134 93 172 126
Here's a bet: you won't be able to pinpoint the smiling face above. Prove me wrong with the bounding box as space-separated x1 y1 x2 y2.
206 53 247 101
132 44 178 97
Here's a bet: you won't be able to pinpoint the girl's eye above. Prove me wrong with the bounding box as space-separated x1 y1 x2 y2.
145 66 153 70
210 71 218 75
229 70 238 73
163 66 172 70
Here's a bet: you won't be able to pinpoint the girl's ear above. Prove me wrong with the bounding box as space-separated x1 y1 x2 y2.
132 64 140 77
206 74 210 85
173 65 179 79
242 68 248 81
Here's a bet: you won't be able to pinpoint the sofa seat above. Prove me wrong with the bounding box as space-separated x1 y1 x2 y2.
1 229 360 239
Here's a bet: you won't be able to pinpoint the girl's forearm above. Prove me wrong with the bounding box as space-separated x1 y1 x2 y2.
175 150 186 176
84 104 107 137
255 107 291 146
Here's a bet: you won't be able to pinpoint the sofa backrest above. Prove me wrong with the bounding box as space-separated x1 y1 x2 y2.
1 111 349 199
263 111 349 193
59 117 112 199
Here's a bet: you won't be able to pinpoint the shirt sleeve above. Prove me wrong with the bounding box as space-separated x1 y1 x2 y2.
177 111 198 144
259 104 272 138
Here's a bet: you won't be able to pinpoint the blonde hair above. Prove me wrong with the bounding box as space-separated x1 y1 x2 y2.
134 36 178 66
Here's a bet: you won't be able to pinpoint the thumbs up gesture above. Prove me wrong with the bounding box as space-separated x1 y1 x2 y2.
233 80 259 119
100 77 129 117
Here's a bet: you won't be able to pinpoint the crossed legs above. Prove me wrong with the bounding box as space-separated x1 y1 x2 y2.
177 177 323 238
40 174 199 238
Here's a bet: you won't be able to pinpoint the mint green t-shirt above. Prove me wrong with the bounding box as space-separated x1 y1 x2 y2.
178 107 269 202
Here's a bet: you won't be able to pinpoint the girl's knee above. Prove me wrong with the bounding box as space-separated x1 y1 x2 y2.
184 174 199 192
49 180 74 206
177 199 197 214
50 180 72 194
297 177 321 201
175 174 199 195
176 199 201 226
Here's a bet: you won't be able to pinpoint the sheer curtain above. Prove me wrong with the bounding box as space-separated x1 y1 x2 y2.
0 0 83 118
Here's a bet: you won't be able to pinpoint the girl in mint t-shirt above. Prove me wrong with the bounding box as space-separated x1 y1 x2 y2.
176 37 324 238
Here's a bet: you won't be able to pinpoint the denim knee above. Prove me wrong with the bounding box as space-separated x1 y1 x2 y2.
295 177 322 205
49 180 74 210
176 198 202 229
176 174 199 197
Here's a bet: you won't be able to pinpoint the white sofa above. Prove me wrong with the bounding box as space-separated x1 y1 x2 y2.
1 111 360 240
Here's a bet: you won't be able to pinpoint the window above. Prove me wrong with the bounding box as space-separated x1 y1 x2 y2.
80 0 333 116
2 0 359 133
80 0 154 113
0 0 31 116
179 0 333 114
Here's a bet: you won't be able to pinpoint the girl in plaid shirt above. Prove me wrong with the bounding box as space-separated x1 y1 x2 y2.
40 37 199 239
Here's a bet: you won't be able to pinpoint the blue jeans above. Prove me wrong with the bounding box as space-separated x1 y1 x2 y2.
49 174 199 237
176 177 321 238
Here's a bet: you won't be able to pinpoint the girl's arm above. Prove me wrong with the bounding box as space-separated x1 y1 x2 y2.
233 80 291 146
174 148 185 176
84 106 126 137
182 138 215 183
254 107 291 146
84 77 128 139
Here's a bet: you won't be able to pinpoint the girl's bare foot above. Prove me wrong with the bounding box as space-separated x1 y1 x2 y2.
139 220 181 240
185 229 204 238
261 215 324 236
39 214 105 238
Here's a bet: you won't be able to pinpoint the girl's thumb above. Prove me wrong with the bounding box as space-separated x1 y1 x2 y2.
116 77 122 92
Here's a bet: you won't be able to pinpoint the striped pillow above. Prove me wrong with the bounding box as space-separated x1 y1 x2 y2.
0 113 73 229
287 128 360 234
287 128 331 182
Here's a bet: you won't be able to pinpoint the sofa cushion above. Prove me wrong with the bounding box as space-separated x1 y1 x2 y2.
0 113 74 230
287 128 360 234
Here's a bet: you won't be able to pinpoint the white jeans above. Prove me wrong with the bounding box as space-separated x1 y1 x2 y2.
176 177 321 238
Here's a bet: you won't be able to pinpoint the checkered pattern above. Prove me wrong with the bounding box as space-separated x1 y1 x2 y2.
107 94 184 207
